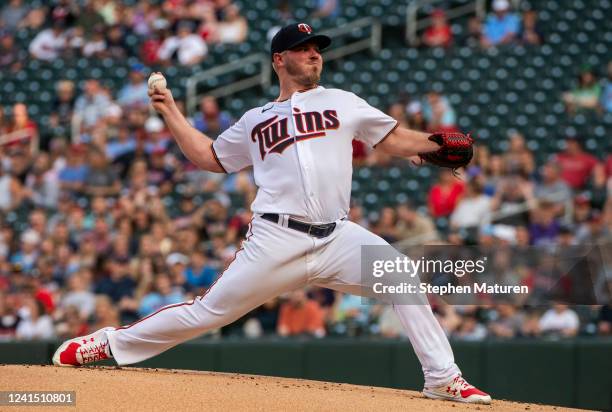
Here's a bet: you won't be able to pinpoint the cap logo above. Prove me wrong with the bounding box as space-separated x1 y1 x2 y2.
298 23 312 34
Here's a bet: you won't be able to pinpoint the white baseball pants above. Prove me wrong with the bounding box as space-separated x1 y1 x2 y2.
105 215 460 387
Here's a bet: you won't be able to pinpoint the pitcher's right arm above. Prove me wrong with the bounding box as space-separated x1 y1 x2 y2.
149 86 225 173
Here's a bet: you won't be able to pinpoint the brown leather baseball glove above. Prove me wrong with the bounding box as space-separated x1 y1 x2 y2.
418 132 474 172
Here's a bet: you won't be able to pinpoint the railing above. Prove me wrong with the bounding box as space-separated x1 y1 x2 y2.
186 53 272 115
405 0 523 46
185 17 382 116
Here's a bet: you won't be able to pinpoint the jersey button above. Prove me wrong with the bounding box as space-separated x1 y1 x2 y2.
309 192 314 197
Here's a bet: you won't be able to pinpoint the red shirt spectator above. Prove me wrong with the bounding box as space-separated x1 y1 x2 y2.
35 288 55 314
6 103 38 149
428 170 465 217
554 139 599 190
605 154 612 177
423 9 453 47
277 290 325 337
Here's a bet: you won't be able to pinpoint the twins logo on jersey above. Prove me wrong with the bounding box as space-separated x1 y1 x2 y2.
251 108 340 160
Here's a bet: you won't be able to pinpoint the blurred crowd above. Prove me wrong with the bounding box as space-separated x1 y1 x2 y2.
0 0 611 342
0 0 250 70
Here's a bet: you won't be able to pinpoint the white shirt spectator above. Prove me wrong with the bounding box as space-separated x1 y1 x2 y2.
158 34 207 66
62 291 96 319
26 170 60 209
539 307 579 335
82 38 106 57
450 194 491 229
16 313 55 340
29 28 66 61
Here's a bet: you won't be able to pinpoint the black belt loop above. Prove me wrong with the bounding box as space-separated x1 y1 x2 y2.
261 213 337 238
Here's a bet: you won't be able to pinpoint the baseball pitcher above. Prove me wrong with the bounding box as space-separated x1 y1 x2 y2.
53 23 489 404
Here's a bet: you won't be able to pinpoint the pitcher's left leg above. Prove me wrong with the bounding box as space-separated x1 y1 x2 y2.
311 220 491 404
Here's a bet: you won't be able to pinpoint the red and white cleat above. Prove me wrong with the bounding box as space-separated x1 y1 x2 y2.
52 327 114 367
423 375 492 404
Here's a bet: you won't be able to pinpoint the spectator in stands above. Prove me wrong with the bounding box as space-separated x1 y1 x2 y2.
422 9 453 48
406 100 426 131
601 61 612 113
312 0 340 18
450 180 492 230
105 24 127 59
554 137 599 190
433 302 461 336
240 298 280 338
7 103 38 150
25 153 60 209
15 297 54 340
465 16 483 47
562 69 602 114
332 293 371 337
422 91 457 132
0 32 24 73
387 102 409 128
454 314 487 341
502 132 535 177
58 144 88 196
90 295 120 331
0 164 25 212
158 20 207 66
372 207 399 243
0 293 19 340
53 80 76 130
0 0 28 32
588 163 608 211
528 201 560 246
481 0 520 48
117 63 150 108
73 80 112 130
490 174 534 227
140 19 167 65
535 162 572 210
538 304 580 338
198 6 220 43
10 230 40 274
518 10 543 45
488 304 523 338
184 250 217 291
277 289 325 337
82 24 107 58
29 20 67 61
76 0 105 36
83 147 121 197
191 96 233 138
139 273 185 317
60 270 96 320
216 4 248 44
428 169 465 218
395 203 439 243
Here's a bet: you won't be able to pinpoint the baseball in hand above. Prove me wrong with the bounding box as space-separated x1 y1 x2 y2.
148 72 167 91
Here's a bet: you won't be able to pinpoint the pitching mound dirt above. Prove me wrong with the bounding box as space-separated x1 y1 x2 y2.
0 365 582 411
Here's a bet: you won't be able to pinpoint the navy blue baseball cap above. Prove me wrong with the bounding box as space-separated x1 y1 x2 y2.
270 23 331 56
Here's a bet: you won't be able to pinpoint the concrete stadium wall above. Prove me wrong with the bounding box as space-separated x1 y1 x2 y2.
1 338 610 410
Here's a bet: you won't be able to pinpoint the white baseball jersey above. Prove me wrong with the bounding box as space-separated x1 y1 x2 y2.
211 86 398 223
104 85 461 389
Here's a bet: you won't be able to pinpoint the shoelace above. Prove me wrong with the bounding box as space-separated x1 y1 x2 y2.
78 341 109 358
446 376 473 395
